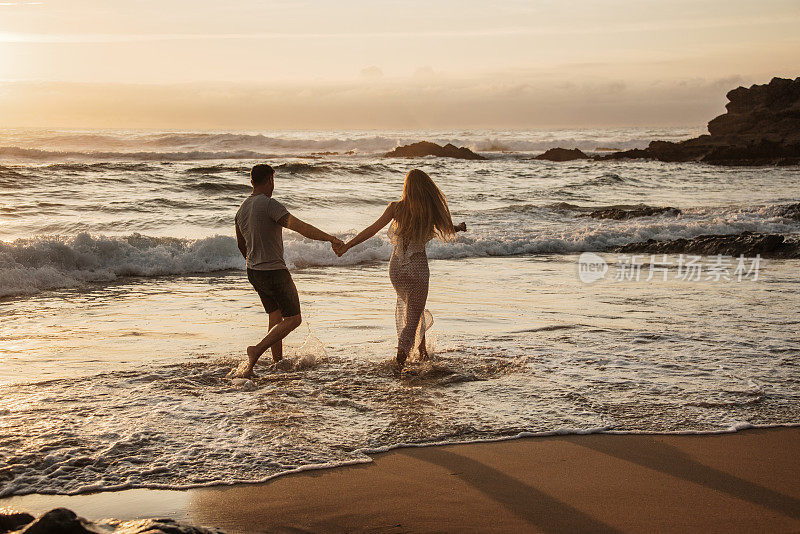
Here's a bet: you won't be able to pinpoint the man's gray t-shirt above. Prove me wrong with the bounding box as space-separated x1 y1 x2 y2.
235 194 290 271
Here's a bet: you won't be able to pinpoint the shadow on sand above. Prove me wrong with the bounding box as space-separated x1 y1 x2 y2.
562 433 800 520
400 446 621 534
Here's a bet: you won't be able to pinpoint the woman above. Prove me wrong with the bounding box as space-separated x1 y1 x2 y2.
335 169 466 367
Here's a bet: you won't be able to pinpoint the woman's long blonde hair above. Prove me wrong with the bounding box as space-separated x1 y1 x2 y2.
391 169 456 244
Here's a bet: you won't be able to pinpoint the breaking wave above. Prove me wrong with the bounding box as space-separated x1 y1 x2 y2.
0 127 702 161
3 210 799 298
0 146 277 162
0 234 243 298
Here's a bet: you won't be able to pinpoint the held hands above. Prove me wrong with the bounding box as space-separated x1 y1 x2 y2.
331 238 348 257
332 240 350 257
456 221 467 232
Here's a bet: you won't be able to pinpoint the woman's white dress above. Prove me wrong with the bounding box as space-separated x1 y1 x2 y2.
388 230 433 357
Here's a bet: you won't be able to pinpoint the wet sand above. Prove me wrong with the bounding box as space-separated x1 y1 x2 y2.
4 427 800 533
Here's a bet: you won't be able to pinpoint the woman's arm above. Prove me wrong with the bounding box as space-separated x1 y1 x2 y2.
337 202 396 256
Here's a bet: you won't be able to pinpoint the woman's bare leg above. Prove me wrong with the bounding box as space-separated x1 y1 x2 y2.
396 349 408 367
397 280 428 364
417 334 429 360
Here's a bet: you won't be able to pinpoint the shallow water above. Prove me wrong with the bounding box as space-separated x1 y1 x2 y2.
0 128 799 497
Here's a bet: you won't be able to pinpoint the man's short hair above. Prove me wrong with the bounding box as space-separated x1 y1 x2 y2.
251 164 275 185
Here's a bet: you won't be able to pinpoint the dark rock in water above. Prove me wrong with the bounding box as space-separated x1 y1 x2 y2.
780 202 800 221
599 77 800 165
0 510 34 533
600 147 651 160
12 508 225 534
384 141 485 160
551 203 682 219
19 508 101 534
534 147 589 161
610 231 800 258
588 205 681 220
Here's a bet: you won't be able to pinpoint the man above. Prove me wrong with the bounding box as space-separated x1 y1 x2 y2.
233 163 342 378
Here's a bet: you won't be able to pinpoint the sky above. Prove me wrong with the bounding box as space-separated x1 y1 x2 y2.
0 0 798 129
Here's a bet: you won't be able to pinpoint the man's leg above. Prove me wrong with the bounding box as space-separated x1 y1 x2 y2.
243 314 302 376
268 309 283 362
240 268 301 377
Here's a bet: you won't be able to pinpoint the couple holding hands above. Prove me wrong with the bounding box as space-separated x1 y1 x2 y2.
233 164 466 378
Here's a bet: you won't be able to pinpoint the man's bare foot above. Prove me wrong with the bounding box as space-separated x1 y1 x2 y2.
227 346 263 379
247 346 261 367
229 360 256 379
238 368 257 379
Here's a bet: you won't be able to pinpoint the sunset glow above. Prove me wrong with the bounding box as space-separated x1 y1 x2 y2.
1 0 798 127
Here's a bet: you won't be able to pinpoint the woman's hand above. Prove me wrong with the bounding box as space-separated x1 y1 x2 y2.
333 241 350 257
456 222 467 232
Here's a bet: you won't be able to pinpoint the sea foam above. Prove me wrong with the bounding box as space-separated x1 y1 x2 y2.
0 233 242 297
2 203 798 299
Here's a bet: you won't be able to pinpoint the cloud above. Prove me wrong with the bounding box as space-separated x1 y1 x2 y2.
0 73 763 130
412 66 442 80
359 66 384 79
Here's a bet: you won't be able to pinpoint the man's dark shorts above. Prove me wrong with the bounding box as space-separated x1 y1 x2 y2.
247 268 301 317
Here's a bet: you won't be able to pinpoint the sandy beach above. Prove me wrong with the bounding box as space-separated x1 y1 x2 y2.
3 3 799 532
4 427 798 533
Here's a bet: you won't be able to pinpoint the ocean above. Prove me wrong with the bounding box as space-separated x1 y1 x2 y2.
0 127 798 498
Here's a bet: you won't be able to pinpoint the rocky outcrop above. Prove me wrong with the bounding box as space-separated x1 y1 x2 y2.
0 508 225 534
0 511 34 533
587 205 681 220
384 141 485 160
13 508 99 534
611 231 800 258
534 147 589 161
599 77 800 165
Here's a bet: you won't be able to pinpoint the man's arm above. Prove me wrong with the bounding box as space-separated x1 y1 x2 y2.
280 214 342 244
235 223 247 259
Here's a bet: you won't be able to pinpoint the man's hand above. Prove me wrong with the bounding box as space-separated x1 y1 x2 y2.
455 222 467 232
